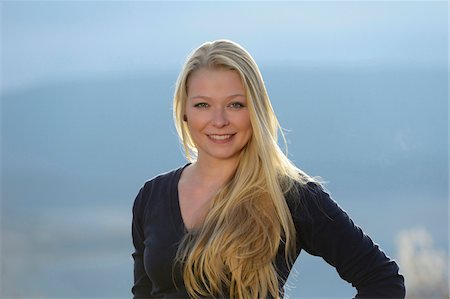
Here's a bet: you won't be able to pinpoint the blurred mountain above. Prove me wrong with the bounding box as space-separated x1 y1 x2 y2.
1 66 448 297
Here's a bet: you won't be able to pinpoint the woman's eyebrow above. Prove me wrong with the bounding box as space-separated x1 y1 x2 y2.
189 94 246 101
188 95 210 101
227 94 246 100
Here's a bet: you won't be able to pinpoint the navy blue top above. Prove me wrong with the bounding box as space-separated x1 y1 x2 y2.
131 164 405 298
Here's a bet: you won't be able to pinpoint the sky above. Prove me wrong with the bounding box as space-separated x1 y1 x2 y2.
1 1 448 297
1 1 448 93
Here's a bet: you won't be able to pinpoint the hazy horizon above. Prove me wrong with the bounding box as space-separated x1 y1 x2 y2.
1 1 448 297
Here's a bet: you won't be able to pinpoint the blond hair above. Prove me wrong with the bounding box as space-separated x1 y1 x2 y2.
173 40 313 299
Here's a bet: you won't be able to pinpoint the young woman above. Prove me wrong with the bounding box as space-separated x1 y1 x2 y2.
131 40 405 299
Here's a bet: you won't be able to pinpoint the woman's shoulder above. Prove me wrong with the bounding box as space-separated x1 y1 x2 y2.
143 163 191 190
286 179 343 222
133 163 189 209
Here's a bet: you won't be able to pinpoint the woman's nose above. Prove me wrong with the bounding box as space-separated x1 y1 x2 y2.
212 108 229 127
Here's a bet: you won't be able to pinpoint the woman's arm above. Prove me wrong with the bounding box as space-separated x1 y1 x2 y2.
131 187 153 298
294 182 406 298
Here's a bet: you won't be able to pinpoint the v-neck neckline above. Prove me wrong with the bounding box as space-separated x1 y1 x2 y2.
171 163 192 235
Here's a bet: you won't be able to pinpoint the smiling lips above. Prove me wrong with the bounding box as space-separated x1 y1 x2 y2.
207 134 235 142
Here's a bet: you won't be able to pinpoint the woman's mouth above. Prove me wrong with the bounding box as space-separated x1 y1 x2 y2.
207 134 235 142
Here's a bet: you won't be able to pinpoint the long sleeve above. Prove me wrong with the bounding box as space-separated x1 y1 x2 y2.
293 182 406 298
131 186 153 298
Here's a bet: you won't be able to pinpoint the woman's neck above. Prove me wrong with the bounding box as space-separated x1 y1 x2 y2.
190 157 239 188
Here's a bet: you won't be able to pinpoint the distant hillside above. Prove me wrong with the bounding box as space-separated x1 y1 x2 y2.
1 66 448 297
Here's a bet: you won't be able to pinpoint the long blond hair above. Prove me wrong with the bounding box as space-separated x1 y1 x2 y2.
173 40 313 298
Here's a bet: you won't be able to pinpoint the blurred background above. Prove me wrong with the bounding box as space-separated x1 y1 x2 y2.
1 1 448 298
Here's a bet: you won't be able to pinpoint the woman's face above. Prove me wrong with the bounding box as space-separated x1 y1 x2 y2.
185 68 252 164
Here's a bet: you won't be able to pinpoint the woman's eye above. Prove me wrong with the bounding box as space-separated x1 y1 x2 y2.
229 102 245 109
194 103 209 108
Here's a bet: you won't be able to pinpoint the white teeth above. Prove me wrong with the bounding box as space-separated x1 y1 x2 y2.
209 134 232 140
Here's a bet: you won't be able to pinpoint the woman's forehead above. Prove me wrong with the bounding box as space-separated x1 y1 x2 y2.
187 68 245 98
